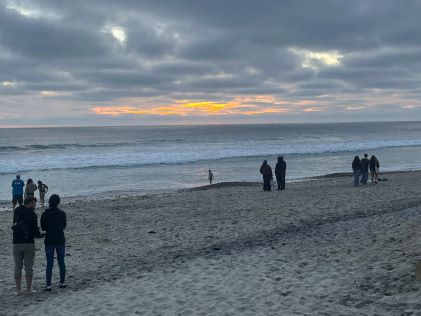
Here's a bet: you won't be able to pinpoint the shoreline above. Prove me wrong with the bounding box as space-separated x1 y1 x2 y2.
1 170 420 314
1 168 420 208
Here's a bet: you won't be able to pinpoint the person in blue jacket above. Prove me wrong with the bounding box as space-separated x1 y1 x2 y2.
12 175 25 211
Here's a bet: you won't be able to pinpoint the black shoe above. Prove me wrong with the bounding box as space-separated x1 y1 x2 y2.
59 282 67 288
45 286 52 292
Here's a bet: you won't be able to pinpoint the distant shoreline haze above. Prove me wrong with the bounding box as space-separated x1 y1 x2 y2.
0 119 420 129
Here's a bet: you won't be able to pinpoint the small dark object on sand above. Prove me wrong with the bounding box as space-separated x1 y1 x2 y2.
148 230 157 234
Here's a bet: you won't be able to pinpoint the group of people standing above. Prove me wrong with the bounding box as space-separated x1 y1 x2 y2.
260 156 287 191
12 175 49 210
352 154 380 186
12 190 67 294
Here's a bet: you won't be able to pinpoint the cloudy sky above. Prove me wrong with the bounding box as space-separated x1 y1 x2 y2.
1 0 421 127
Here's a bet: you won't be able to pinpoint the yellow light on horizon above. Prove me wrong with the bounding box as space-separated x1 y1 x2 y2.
91 96 297 117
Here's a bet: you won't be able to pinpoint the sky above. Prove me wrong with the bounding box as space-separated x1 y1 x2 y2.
1 0 421 127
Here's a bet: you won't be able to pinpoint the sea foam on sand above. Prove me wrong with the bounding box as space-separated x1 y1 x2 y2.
1 171 420 315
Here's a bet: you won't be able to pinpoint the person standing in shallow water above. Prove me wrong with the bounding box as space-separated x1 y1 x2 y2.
275 156 286 190
12 175 25 211
41 194 67 291
260 160 273 191
24 179 37 199
360 154 369 185
208 169 214 185
352 156 361 186
37 181 49 207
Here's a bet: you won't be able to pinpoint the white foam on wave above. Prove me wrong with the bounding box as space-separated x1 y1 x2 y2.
1 138 421 175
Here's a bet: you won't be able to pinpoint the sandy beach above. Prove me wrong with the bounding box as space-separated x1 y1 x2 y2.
1 171 420 315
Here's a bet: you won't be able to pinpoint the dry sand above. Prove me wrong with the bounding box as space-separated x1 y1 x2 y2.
0 171 420 315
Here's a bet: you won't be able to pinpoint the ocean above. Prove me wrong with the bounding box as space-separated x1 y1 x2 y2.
1 121 420 202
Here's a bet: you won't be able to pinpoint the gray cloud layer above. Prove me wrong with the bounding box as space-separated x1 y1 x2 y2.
1 0 421 126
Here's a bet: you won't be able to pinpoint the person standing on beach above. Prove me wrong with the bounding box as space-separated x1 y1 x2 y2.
208 169 214 185
37 181 49 207
352 156 361 186
369 155 380 184
12 175 25 211
360 154 369 185
24 179 37 199
275 156 286 190
260 160 273 191
41 194 67 291
12 196 43 294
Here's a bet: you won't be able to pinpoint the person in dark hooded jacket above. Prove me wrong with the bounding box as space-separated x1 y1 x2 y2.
12 196 43 294
275 156 286 190
260 160 273 191
369 155 380 184
352 156 361 186
41 194 67 291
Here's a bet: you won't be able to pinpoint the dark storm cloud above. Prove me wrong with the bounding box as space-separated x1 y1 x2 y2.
1 0 421 126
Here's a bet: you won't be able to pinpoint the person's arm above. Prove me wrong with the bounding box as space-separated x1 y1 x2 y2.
33 214 43 238
12 209 18 227
45 185 49 193
40 212 46 231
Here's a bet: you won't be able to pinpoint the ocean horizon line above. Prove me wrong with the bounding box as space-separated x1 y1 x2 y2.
1 119 421 130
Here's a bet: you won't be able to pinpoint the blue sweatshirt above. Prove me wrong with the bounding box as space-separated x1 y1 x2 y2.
12 179 25 195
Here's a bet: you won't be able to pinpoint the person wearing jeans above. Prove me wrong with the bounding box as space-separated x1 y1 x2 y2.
41 194 67 291
360 154 370 185
45 244 66 288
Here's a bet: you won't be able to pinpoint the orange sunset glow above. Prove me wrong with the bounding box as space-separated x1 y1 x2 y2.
90 96 305 117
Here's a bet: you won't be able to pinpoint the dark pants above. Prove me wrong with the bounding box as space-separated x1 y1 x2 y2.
353 169 361 186
263 175 272 191
276 174 285 190
360 171 368 184
45 244 66 286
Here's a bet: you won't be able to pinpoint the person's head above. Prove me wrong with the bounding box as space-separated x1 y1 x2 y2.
16 175 20 179
27 178 33 184
364 154 368 158
38 180 42 185
24 196 37 209
49 194 61 208
263 160 267 165
354 156 359 160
